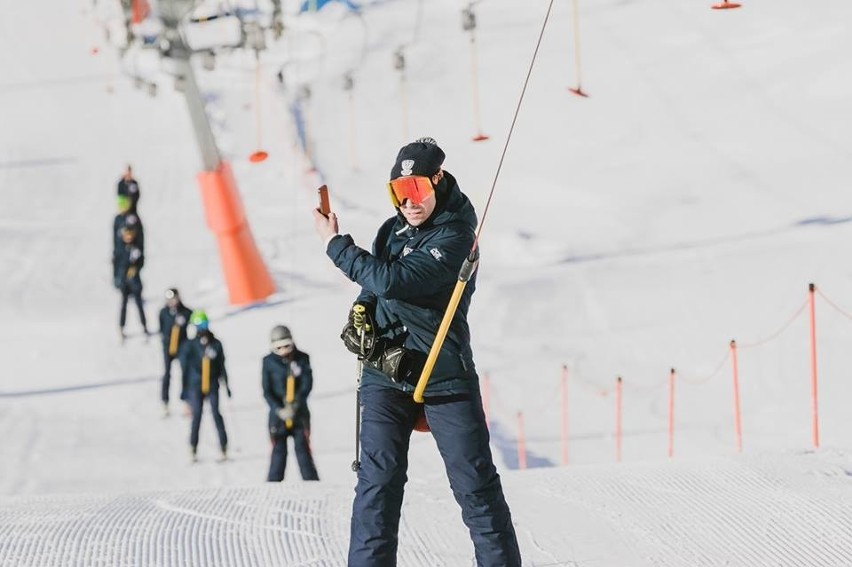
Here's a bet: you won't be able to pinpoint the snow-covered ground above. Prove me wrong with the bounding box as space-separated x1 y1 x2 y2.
2 0 852 565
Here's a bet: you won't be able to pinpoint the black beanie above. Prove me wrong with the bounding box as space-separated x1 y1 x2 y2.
389 137 446 180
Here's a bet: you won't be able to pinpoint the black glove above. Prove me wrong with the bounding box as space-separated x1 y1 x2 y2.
341 302 376 358
363 345 426 385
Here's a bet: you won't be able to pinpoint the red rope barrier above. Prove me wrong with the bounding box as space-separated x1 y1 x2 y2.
738 300 807 349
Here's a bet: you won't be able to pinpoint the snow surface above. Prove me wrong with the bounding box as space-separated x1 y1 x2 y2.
2 0 852 565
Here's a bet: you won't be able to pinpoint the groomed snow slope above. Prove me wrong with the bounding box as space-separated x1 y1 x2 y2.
2 0 852 565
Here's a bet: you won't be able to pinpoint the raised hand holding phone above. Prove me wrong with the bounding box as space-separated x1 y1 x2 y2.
312 185 338 242
318 185 331 217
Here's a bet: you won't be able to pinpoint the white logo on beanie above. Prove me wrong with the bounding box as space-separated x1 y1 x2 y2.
401 159 414 176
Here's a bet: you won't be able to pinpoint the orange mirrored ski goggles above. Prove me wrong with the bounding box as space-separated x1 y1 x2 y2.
387 176 434 207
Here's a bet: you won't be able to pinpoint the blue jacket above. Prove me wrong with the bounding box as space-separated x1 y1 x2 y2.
326 171 478 395
113 241 144 293
179 332 229 395
262 349 313 434
158 303 193 353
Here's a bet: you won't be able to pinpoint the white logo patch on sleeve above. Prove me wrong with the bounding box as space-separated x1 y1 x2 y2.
429 247 443 260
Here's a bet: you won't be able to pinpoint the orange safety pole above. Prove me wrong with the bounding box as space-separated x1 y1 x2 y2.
131 0 151 24
711 0 742 9
394 49 409 142
730 340 742 453
517 411 527 470
462 7 489 142
344 74 358 170
615 376 623 463
196 162 276 305
668 368 675 458
249 56 269 163
482 372 490 430
568 0 589 97
560 365 569 466
808 283 820 449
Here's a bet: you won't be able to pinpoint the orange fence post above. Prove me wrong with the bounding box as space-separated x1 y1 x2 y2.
482 372 490 431
568 0 589 97
808 283 820 449
615 376 623 463
517 411 527 470
561 364 569 466
730 340 742 453
196 162 276 306
668 368 676 458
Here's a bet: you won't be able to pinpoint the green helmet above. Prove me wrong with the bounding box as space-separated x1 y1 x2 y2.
190 310 209 330
117 194 131 212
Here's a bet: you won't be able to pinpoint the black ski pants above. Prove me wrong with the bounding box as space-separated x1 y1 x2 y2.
188 388 228 451
348 383 521 567
267 426 320 482
119 287 147 331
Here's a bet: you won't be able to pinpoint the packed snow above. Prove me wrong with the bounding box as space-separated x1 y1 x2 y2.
2 0 852 565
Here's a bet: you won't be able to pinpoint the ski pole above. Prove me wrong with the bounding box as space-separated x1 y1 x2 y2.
352 310 370 471
413 0 556 403
352 367 362 472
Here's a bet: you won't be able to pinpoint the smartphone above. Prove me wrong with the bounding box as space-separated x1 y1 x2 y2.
318 184 331 217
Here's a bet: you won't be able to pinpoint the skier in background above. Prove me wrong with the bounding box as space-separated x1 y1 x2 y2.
158 288 193 417
261 325 319 482
112 195 144 273
113 223 149 342
311 137 521 565
180 310 231 462
116 165 140 214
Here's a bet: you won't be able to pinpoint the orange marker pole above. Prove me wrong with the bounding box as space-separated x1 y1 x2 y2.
730 340 742 453
615 376 623 463
668 368 676 458
517 411 527 470
568 0 589 97
249 56 268 163
482 372 491 430
196 163 276 305
469 33 489 141
808 283 820 449
561 365 569 466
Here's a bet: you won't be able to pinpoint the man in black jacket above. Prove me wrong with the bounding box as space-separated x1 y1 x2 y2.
312 138 521 566
179 310 231 462
261 325 319 482
117 165 140 214
114 224 148 342
158 288 193 416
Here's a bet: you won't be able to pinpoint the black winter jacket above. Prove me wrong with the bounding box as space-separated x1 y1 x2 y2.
179 332 229 396
113 242 144 293
262 349 313 434
326 171 478 395
159 303 193 354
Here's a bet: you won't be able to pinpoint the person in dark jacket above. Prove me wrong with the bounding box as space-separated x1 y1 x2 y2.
158 288 193 416
114 224 149 342
262 325 319 482
179 310 231 462
312 137 521 566
113 196 144 257
117 165 140 213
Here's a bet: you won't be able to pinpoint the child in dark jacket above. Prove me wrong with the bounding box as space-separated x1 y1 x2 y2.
261 325 319 481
